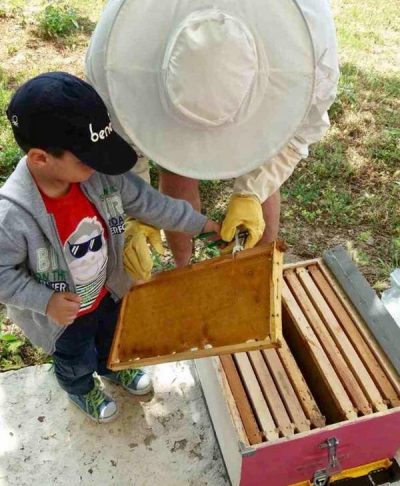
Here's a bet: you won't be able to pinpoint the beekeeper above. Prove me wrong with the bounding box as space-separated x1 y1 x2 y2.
85 0 339 279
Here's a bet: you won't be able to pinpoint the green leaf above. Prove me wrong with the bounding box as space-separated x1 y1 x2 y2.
0 333 19 342
7 340 24 353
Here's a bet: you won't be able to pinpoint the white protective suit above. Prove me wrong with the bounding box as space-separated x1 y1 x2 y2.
85 0 339 203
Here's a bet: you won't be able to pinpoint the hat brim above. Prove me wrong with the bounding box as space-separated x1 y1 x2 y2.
76 129 137 176
87 0 315 180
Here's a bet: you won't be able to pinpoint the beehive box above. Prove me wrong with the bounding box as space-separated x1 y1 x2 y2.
108 242 284 370
196 247 400 486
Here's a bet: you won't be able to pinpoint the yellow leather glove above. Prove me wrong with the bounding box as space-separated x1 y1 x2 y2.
221 195 265 249
124 218 165 281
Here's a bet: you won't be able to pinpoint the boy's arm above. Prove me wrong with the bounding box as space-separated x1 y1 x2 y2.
116 171 207 234
0 223 54 314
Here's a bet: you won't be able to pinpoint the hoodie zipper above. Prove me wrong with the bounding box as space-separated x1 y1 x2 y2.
80 183 117 280
48 214 76 293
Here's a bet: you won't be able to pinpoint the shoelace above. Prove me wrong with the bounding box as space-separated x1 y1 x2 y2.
117 369 142 387
85 380 107 418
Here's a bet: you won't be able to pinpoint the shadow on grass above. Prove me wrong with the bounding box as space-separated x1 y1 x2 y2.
281 62 399 284
283 61 399 222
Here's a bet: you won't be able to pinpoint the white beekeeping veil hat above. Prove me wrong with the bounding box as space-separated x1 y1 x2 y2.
86 0 316 180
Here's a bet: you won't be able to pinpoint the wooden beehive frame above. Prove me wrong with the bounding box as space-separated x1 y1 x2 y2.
210 257 400 446
195 250 400 486
108 242 284 370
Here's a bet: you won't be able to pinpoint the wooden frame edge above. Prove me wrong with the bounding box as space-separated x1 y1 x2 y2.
131 243 278 288
106 294 128 369
214 356 250 447
270 242 284 345
195 357 247 486
283 258 321 271
109 337 276 371
317 260 400 396
323 246 400 375
259 406 400 448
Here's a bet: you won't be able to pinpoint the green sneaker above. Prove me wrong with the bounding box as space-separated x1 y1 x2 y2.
102 369 153 395
68 378 118 423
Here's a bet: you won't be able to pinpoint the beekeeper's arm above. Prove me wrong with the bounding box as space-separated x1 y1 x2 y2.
221 43 340 248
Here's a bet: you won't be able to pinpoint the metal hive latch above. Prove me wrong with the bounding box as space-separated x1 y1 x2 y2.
313 437 342 486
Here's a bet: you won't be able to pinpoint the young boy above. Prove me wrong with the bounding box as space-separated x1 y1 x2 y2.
0 72 219 423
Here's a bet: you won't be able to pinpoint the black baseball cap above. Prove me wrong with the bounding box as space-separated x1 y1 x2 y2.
6 72 137 175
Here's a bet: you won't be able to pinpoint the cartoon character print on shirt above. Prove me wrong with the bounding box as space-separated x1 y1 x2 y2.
64 217 108 311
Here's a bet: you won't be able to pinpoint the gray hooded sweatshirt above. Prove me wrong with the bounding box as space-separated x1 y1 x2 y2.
0 157 207 354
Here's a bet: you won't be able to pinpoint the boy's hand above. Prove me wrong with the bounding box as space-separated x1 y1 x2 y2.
46 292 81 325
124 217 165 281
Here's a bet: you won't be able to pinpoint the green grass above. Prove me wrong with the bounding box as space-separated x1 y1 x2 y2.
0 69 22 182
369 129 400 169
37 3 80 39
334 0 400 70
36 1 96 40
282 48 400 283
0 311 50 370
0 312 25 370
0 0 25 16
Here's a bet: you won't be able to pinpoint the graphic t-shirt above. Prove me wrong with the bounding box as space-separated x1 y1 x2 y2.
41 183 108 316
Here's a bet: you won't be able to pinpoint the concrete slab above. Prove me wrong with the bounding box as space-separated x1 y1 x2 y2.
2 362 399 486
0 362 229 486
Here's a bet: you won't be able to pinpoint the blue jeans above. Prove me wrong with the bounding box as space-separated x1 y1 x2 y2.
53 293 120 395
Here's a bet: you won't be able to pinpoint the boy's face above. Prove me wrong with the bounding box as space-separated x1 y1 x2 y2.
44 150 95 183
